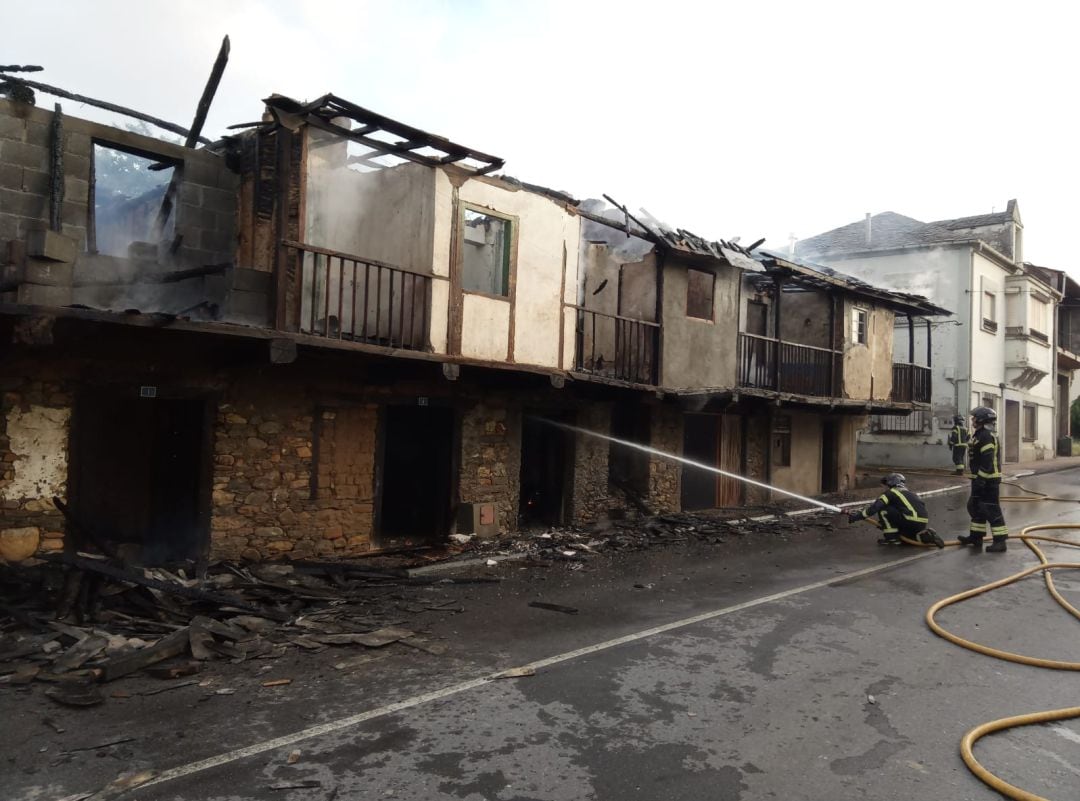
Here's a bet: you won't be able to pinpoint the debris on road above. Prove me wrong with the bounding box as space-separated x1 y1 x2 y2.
0 554 463 701
528 601 579 615
494 666 536 679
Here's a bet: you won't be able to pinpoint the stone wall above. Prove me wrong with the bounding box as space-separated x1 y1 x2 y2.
647 405 682 513
743 409 770 506
209 387 384 561
571 403 612 523
0 375 71 558
314 406 377 551
460 401 521 534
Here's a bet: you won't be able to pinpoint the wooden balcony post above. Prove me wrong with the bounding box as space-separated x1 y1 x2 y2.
772 276 783 390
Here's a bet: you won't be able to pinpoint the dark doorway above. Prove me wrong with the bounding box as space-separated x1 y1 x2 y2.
746 300 769 336
682 414 718 510
377 405 455 544
71 392 210 564
821 420 839 493
519 412 573 527
609 404 650 499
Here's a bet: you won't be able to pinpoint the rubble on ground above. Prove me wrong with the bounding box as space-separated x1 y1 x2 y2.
456 508 839 565
0 555 489 702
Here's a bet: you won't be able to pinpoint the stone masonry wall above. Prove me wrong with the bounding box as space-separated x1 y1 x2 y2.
210 387 382 561
460 401 521 534
571 403 612 524
0 375 71 559
743 411 770 506
314 406 377 552
647 405 682 514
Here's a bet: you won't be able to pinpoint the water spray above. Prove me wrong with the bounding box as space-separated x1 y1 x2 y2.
535 418 843 513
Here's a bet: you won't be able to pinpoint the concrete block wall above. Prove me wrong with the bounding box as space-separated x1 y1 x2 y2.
0 99 238 309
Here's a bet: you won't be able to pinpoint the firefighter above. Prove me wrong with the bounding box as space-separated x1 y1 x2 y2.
958 406 1008 552
947 414 970 475
848 473 945 548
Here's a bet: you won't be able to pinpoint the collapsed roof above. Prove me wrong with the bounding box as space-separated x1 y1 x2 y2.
262 93 505 176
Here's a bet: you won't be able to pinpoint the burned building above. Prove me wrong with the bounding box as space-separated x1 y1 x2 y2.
0 87 948 567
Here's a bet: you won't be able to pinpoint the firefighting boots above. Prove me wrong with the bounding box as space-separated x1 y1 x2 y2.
920 529 946 549
986 537 1008 553
957 534 984 549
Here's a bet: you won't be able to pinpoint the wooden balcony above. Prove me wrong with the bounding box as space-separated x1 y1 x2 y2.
891 362 931 404
571 306 659 385
283 240 431 350
737 333 840 397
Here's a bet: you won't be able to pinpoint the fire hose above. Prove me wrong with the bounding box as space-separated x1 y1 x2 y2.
858 494 1080 800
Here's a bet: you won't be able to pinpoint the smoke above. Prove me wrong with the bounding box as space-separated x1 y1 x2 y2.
578 198 656 263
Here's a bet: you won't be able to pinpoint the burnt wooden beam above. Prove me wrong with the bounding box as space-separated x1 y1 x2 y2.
185 35 230 149
0 64 43 72
49 103 64 232
39 551 290 621
96 628 190 682
0 74 210 143
156 35 231 232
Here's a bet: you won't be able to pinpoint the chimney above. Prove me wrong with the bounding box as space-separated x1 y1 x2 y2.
865 213 872 246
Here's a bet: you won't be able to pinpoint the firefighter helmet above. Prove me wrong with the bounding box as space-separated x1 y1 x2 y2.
881 472 907 488
953 415 965 425
971 406 997 425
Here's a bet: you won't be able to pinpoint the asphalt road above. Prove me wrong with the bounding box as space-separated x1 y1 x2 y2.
7 469 1080 800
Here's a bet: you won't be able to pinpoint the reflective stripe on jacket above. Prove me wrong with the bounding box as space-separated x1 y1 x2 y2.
861 487 929 524
969 427 1001 479
947 426 970 448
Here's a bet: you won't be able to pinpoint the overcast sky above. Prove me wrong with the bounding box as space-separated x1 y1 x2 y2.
7 1 1077 274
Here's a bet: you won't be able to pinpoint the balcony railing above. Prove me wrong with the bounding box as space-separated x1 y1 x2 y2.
737 333 839 397
571 306 659 385
283 240 430 350
892 362 931 403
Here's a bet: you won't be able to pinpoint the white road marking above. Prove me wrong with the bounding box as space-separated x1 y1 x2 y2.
141 550 930 790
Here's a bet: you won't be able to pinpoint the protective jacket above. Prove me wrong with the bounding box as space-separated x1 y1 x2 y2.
859 487 929 528
969 428 1002 480
947 425 970 449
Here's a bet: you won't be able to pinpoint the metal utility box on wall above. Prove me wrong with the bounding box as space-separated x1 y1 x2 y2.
456 502 500 539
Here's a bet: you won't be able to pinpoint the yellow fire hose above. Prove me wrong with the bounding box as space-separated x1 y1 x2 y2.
926 525 1080 801
852 483 1080 799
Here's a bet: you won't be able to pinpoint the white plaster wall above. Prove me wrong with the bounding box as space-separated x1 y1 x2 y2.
2 406 69 501
970 252 1008 387
460 293 511 361
432 170 454 278
457 179 579 369
429 279 449 353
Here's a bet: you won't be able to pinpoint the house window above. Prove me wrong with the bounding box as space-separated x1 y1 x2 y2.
980 393 998 413
1023 403 1037 441
686 269 715 320
461 207 513 296
872 410 929 434
851 308 868 345
91 142 177 257
981 280 998 333
772 414 792 467
1030 298 1049 340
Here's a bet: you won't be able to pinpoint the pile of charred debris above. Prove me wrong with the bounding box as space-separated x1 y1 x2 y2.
0 551 491 708
0 506 837 706
460 508 839 566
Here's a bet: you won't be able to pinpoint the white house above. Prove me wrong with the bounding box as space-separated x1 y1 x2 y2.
795 201 1064 467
